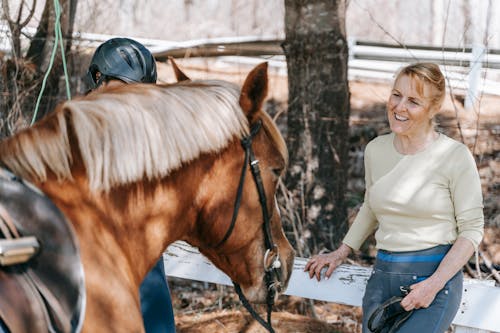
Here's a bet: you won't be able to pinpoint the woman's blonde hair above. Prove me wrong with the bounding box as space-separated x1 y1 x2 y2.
395 62 446 110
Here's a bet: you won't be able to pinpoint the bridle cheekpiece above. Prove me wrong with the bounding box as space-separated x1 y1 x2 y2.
214 119 281 333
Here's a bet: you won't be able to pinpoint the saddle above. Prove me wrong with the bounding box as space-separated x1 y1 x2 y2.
0 169 85 333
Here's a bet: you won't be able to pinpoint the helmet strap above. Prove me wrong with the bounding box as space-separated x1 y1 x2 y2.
95 75 106 88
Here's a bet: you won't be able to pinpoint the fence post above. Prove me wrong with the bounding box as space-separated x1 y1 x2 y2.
465 0 491 110
465 43 485 110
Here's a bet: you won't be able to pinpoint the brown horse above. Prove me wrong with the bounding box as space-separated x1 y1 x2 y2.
0 63 294 332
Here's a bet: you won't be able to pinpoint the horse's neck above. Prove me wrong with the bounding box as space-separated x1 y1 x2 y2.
34 160 207 275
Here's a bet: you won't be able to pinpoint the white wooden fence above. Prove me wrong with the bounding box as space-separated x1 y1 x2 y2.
164 241 500 333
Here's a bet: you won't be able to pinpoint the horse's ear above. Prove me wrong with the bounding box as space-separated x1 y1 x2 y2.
168 56 191 82
239 62 268 122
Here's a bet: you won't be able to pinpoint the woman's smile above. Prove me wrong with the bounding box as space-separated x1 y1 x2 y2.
394 113 409 122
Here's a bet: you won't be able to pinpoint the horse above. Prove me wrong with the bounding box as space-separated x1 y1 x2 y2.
0 62 294 332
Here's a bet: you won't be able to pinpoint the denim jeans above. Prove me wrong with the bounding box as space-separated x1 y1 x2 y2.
362 245 462 333
140 258 176 333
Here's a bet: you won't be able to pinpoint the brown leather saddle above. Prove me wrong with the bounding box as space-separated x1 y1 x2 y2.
0 169 85 333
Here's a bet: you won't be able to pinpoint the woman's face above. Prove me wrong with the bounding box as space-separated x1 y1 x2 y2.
387 74 436 137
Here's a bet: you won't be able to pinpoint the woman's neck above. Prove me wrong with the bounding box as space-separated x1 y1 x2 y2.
394 130 439 155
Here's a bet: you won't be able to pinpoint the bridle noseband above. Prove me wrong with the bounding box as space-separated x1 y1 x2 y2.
214 120 281 333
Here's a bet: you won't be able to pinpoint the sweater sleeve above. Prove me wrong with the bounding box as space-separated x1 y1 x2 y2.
343 143 378 250
449 145 484 249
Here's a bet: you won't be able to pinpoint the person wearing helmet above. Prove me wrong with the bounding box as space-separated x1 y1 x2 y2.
85 37 157 90
86 38 176 333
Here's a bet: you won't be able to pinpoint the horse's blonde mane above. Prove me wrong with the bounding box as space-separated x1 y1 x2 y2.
0 80 249 191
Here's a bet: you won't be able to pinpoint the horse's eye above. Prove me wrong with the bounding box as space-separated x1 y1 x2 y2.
271 167 283 178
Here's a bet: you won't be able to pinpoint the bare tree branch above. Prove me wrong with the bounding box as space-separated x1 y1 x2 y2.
2 0 37 56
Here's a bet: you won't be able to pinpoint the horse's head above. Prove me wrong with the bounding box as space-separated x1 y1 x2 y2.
184 63 294 303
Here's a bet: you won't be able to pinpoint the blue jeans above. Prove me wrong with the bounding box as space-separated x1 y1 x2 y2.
140 258 176 333
362 245 462 333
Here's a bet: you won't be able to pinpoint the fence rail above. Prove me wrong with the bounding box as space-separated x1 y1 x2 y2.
1 27 499 98
164 241 500 333
144 35 500 99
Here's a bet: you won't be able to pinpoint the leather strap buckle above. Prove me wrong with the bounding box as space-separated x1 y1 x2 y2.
0 236 40 266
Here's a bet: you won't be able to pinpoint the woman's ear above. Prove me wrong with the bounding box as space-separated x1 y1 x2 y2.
428 104 441 120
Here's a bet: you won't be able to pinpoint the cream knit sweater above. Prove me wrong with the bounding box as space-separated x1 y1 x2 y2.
343 132 484 251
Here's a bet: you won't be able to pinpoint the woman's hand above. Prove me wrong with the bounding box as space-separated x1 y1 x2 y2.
400 238 475 311
304 243 351 281
400 278 443 311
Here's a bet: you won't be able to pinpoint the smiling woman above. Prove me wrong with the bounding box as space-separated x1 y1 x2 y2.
304 63 484 333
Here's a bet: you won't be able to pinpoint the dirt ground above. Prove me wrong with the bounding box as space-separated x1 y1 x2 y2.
159 59 499 333
169 278 362 333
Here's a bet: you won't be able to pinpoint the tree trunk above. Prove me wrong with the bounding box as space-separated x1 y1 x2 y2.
282 0 350 252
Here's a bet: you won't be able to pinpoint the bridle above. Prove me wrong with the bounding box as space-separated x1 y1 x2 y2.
214 119 282 333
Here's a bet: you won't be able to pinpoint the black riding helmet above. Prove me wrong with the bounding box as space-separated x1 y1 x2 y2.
85 37 157 89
